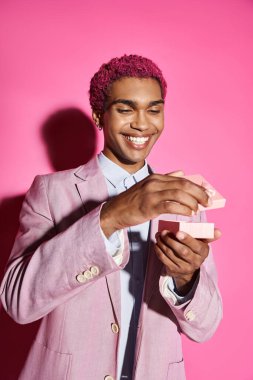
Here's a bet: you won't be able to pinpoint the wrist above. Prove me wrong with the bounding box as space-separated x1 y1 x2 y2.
173 270 199 296
100 201 121 239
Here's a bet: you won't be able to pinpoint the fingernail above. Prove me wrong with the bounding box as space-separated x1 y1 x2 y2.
176 231 186 240
191 210 196 216
215 229 222 238
205 187 216 197
207 197 213 207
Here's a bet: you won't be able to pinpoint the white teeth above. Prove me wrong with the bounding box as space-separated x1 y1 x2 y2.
125 136 149 144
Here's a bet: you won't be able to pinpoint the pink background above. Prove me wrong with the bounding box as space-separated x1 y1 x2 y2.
0 0 252 379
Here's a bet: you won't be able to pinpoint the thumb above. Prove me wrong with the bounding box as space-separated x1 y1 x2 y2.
202 228 222 243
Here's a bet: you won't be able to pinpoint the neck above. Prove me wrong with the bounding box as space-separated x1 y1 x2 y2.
102 151 145 174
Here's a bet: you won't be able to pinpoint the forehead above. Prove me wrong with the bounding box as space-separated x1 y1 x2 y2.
107 77 162 102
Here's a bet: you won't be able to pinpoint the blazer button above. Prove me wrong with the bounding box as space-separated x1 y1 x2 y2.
111 323 119 334
90 265 100 276
76 274 86 283
104 376 114 380
185 310 196 321
83 270 93 280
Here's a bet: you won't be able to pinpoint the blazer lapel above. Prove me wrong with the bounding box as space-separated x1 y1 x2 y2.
74 157 109 213
74 156 121 322
143 217 163 305
105 271 121 324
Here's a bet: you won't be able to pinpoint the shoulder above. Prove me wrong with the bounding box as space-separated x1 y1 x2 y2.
41 166 83 183
35 156 100 186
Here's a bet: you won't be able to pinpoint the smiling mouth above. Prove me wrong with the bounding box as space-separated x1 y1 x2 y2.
123 135 150 145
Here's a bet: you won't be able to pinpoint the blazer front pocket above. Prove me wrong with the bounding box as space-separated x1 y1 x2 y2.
19 340 72 380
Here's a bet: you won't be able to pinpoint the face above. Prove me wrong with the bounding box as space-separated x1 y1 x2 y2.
94 77 164 173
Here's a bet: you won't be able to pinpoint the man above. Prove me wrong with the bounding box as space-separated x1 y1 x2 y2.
0 55 222 379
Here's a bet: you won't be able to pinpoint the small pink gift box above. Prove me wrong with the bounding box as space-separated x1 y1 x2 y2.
184 174 226 211
158 220 214 239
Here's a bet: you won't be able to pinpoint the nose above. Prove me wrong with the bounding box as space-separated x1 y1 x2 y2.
130 111 149 131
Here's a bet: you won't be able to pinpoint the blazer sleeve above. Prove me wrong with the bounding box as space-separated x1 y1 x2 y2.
159 231 223 343
0 175 130 324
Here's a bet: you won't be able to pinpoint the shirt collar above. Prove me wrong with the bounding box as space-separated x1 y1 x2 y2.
98 152 150 188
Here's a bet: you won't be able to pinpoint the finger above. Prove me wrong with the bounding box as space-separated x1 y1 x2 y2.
154 244 182 271
141 175 210 208
171 179 210 207
154 241 193 276
143 173 181 182
166 170 185 177
157 201 194 217
154 178 210 207
175 231 209 258
157 189 199 212
200 228 222 244
143 174 211 206
157 232 196 266
158 231 196 264
144 173 192 184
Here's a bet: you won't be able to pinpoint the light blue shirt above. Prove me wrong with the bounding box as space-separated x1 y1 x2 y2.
97 152 197 380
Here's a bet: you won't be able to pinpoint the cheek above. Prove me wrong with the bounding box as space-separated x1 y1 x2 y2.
105 112 123 130
104 123 122 147
153 114 164 132
155 122 164 136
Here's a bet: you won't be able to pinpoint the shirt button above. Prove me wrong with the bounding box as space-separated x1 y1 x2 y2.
83 270 93 280
76 274 86 283
111 323 119 334
185 310 196 321
90 265 100 276
104 376 114 380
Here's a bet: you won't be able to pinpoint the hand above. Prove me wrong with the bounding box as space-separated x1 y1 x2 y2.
100 172 211 238
154 228 222 295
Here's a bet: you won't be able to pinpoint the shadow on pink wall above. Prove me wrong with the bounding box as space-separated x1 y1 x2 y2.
0 108 96 379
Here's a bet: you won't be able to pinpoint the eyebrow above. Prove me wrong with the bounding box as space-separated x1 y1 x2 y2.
107 99 164 109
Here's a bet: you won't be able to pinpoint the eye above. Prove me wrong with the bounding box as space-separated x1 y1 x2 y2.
148 109 161 114
116 108 132 114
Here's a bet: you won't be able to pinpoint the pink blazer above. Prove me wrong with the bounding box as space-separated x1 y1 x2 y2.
0 157 222 380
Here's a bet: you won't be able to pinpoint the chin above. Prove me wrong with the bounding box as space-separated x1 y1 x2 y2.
125 154 146 164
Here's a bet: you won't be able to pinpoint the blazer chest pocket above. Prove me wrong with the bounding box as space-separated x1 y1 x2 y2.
20 340 72 380
167 358 186 380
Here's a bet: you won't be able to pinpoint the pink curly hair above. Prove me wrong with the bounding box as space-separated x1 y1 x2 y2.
89 54 167 115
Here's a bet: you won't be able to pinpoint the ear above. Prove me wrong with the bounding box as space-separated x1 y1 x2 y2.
92 111 103 128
